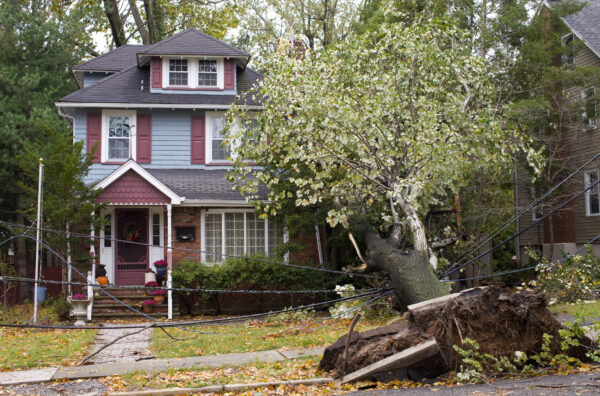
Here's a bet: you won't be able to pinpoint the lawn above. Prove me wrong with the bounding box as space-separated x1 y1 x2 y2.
0 301 96 371
152 316 398 359
548 300 600 319
0 328 96 371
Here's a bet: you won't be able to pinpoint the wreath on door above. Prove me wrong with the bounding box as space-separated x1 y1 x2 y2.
123 221 144 242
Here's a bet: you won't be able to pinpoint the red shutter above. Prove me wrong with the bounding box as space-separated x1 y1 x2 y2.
151 57 162 88
224 59 235 90
136 114 152 163
86 113 102 163
191 114 205 164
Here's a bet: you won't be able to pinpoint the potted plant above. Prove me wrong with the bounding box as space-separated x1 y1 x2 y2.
142 299 156 313
67 293 89 326
146 281 158 295
151 289 166 304
153 260 168 276
96 264 108 285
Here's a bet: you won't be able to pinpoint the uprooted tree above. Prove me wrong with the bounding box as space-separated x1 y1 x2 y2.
228 19 540 308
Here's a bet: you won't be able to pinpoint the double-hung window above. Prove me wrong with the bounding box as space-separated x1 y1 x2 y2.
561 33 574 68
585 170 600 216
169 59 188 86
203 211 284 263
583 86 597 129
207 113 230 162
198 60 218 87
102 110 136 162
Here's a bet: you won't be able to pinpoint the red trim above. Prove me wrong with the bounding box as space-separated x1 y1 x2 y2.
136 114 152 164
151 58 162 88
191 114 206 164
163 87 224 91
102 161 128 165
224 59 235 90
86 113 102 163
206 162 233 166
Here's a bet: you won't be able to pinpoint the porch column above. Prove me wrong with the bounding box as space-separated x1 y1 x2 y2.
167 203 173 320
88 218 96 321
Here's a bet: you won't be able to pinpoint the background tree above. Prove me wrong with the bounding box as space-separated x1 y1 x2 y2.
0 0 93 301
19 124 103 296
228 20 538 307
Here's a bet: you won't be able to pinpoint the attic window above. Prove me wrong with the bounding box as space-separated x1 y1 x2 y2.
198 60 218 86
169 59 188 85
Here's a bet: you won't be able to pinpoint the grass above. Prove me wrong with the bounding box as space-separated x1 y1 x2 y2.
152 315 397 359
548 300 600 319
0 300 96 371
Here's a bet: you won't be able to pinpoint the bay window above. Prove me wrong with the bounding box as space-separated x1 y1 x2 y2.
202 211 284 262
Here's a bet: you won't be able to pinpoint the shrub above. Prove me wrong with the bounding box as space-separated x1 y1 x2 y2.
533 247 600 302
172 255 350 314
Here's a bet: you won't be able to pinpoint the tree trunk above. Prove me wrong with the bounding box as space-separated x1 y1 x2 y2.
361 227 447 309
128 0 150 45
103 0 127 47
395 196 428 253
15 213 28 302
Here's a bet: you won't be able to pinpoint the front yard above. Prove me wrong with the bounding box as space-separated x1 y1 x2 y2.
151 316 396 358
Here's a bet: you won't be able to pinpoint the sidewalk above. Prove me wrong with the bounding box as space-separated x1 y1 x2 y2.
0 347 324 386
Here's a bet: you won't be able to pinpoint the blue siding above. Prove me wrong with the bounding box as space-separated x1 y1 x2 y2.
74 108 232 184
84 72 113 87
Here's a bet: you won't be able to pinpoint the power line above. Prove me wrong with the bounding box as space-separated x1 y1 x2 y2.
0 220 388 280
0 288 386 331
443 230 600 284
448 151 600 271
0 275 384 295
443 176 600 278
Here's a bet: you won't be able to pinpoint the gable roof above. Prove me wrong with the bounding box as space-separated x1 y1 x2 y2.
57 64 263 107
74 45 149 72
548 0 600 58
138 28 250 59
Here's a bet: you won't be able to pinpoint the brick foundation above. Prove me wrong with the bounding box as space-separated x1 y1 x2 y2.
169 207 203 264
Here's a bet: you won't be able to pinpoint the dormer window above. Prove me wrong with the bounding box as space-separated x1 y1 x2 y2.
198 60 218 87
169 59 188 86
162 57 225 89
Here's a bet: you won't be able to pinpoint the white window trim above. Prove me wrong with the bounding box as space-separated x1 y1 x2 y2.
101 109 137 163
585 170 600 216
582 86 597 130
162 57 224 89
561 33 575 67
531 186 543 221
200 209 283 263
205 111 231 164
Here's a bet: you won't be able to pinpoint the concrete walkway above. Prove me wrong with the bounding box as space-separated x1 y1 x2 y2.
84 323 154 365
0 347 324 386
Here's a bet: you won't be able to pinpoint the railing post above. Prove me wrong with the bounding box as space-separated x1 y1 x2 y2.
167 203 173 320
87 271 93 321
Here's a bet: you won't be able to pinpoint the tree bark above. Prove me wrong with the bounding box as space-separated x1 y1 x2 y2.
103 0 127 47
128 0 150 45
361 227 447 309
395 196 428 253
15 213 28 302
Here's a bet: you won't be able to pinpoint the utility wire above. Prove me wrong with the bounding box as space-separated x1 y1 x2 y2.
0 276 383 295
0 220 388 280
443 230 600 284
449 151 600 271
0 288 386 331
443 177 600 278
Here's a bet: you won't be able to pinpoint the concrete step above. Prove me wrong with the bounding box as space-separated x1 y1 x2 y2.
91 311 174 318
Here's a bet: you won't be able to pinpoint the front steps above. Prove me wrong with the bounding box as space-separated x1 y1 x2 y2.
91 286 176 320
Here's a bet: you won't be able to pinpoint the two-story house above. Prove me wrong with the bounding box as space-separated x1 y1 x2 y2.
56 29 317 295
515 1 600 264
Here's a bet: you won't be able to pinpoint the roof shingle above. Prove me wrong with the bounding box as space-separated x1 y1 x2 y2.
562 0 600 56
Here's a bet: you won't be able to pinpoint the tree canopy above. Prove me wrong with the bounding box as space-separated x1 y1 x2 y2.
228 18 539 259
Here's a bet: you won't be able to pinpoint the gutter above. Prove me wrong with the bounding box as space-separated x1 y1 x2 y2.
55 102 263 110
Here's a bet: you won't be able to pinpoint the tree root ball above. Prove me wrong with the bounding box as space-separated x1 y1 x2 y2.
319 286 591 380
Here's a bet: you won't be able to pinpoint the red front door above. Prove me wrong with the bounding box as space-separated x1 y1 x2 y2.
115 209 149 285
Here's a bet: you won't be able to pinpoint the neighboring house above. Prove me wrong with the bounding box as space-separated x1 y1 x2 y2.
56 29 320 294
515 1 600 264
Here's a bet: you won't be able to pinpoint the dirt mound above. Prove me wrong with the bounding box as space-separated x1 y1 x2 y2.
319 287 590 380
